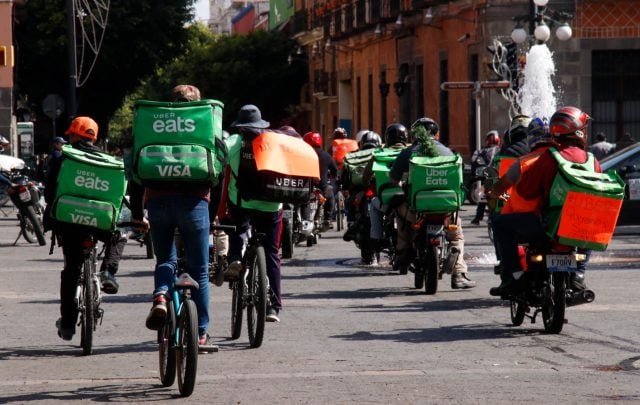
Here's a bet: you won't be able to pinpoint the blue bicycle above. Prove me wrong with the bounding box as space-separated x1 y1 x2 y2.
158 271 200 397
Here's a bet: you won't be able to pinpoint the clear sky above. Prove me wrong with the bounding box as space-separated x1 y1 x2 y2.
194 0 209 21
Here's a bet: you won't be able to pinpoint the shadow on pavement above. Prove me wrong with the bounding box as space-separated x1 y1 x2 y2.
330 322 544 343
0 383 181 403
0 340 157 360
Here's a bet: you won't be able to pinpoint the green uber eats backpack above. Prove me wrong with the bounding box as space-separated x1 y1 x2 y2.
52 146 128 231
132 99 226 189
342 148 375 188
543 148 625 251
371 148 404 205
407 154 464 213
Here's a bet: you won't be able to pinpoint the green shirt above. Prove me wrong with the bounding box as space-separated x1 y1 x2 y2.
225 134 282 212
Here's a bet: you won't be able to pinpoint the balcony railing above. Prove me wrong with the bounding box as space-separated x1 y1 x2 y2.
294 0 449 40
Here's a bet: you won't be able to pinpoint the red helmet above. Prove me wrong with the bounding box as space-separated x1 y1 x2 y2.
550 106 591 145
485 130 501 146
303 131 322 148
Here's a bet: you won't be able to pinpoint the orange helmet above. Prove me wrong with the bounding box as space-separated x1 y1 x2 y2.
65 116 98 140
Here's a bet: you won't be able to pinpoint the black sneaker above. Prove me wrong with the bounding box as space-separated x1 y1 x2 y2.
489 277 524 297
451 273 476 289
56 318 74 341
145 293 167 330
570 272 587 291
470 219 480 225
266 306 280 322
100 271 119 294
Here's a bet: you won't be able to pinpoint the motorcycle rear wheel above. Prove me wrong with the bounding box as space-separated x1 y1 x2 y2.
542 273 566 334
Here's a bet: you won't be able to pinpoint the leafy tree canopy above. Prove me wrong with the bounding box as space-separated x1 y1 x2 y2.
117 29 308 142
14 0 196 147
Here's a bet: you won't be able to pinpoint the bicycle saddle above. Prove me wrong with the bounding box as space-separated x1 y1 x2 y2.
176 273 200 290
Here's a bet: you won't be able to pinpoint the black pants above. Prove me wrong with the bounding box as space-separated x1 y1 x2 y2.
57 225 126 330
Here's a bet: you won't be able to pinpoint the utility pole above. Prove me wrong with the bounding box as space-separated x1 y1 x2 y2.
66 0 77 121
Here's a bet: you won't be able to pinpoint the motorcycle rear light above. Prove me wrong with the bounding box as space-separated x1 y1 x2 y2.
411 218 425 231
17 185 28 193
365 189 375 199
429 239 441 246
82 239 96 249
446 224 458 232
531 254 544 263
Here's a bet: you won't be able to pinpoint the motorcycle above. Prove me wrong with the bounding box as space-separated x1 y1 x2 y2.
280 188 325 258
409 213 460 294
501 242 595 334
343 186 377 265
3 169 47 246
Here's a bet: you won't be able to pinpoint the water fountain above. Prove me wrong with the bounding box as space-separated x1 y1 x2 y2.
517 43 558 120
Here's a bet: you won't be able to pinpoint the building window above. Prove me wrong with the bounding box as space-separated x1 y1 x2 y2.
592 50 640 143
356 76 361 133
415 64 424 119
368 73 373 130
439 58 449 145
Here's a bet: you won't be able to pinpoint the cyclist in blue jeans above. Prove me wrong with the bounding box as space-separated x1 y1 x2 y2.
223 104 284 322
131 84 219 347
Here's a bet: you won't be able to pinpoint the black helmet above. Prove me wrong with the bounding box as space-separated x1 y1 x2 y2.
411 117 439 138
333 127 347 139
358 131 382 150
384 123 408 146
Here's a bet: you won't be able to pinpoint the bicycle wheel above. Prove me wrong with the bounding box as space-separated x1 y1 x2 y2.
230 280 244 340
247 246 267 348
80 257 95 356
177 299 198 397
159 300 176 387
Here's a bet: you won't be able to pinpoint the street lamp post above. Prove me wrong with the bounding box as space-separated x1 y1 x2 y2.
511 0 573 45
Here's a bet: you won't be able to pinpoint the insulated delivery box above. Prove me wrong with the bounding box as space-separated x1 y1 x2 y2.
132 99 225 188
371 148 404 205
544 148 625 251
52 146 127 231
342 148 375 188
407 154 463 213
237 131 320 204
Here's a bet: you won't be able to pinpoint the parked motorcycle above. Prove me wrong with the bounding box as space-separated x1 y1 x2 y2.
501 242 595 334
409 213 460 294
465 165 485 205
3 169 47 246
281 188 325 258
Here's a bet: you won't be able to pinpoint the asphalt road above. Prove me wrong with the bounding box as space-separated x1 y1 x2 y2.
0 203 639 404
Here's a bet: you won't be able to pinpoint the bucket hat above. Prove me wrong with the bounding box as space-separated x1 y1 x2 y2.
231 104 270 129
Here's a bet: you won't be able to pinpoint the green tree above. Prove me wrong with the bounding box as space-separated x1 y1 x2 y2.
136 29 308 132
14 0 196 148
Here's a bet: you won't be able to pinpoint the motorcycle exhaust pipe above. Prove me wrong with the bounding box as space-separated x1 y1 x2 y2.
567 289 596 307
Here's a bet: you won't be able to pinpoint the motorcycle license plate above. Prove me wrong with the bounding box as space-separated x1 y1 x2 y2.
283 210 293 220
546 254 577 272
309 202 317 210
426 224 443 234
19 190 31 202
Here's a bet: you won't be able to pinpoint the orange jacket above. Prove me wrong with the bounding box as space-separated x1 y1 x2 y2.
501 148 549 214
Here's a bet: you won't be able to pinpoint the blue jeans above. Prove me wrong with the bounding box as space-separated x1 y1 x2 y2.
492 212 546 275
227 203 283 310
147 195 210 337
